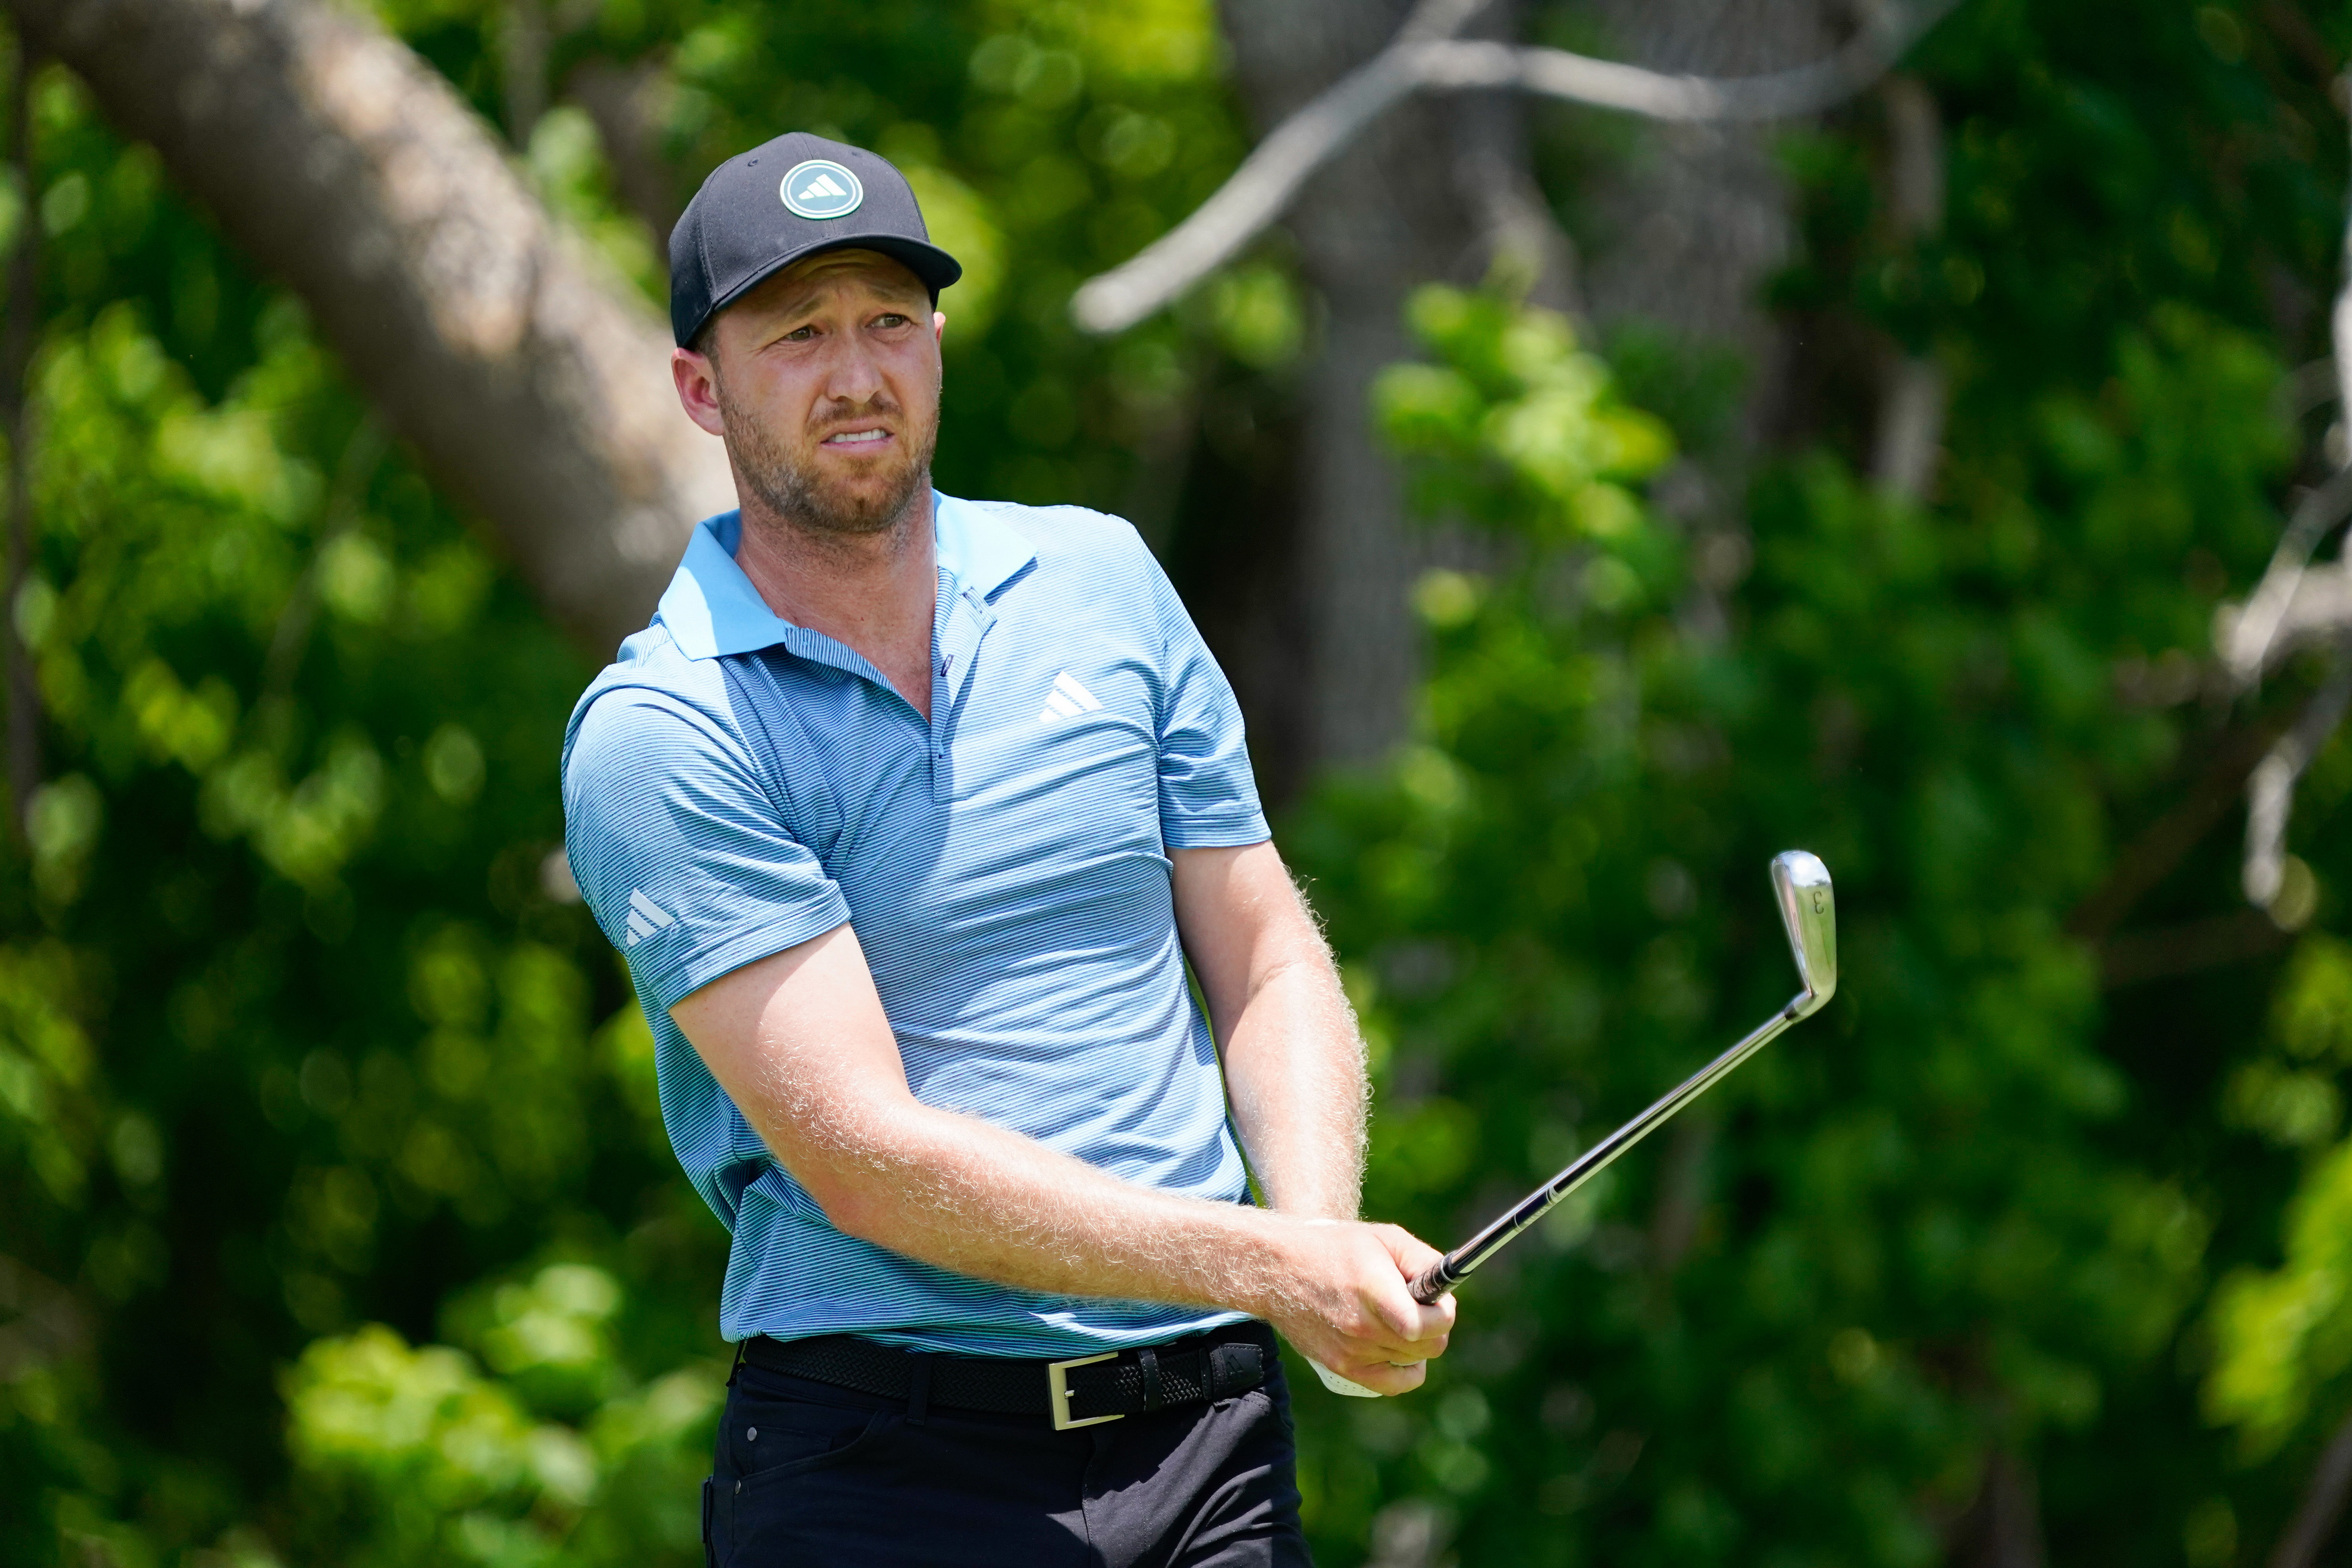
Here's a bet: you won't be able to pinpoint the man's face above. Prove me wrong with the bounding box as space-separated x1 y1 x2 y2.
674 250 944 538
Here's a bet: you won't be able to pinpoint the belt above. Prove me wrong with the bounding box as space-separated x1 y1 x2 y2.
740 1320 1274 1431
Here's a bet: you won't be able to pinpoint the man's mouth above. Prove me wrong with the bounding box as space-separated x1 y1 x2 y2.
821 428 891 447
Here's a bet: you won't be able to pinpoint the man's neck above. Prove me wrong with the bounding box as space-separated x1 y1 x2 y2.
734 486 939 717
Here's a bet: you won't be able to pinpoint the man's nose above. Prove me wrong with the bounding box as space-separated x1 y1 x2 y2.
820 333 889 405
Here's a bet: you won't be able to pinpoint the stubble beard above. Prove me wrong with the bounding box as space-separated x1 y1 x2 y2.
718 375 937 547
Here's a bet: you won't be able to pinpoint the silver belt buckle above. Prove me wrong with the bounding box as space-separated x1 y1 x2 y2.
1047 1351 1123 1430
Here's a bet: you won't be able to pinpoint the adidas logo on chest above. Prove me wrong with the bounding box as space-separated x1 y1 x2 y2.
1038 671 1104 724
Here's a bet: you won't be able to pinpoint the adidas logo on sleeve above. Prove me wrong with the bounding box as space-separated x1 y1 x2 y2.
1038 671 1104 724
626 889 677 946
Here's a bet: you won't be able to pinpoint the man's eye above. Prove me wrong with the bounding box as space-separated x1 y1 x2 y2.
782 325 817 342
873 314 910 328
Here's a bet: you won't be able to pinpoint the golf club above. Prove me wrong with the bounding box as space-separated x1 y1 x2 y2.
1308 850 1835 1398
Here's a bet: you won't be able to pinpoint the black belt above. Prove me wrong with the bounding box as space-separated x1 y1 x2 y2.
741 1320 1273 1431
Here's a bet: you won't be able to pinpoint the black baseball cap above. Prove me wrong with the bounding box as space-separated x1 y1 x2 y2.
668 132 963 349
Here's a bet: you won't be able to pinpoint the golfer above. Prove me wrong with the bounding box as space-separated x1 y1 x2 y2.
562 131 1454 1566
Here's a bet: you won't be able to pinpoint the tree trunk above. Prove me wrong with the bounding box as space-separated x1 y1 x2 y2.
10 0 733 656
1564 0 1842 641
1944 1448 2048 1568
1873 75 1947 500
566 58 686 258
1215 0 1559 769
3 36 41 837
1581 0 1836 470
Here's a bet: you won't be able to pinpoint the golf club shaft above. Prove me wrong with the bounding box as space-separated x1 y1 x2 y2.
1408 995 1806 1305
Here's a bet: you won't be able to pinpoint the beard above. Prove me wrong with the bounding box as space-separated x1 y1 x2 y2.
717 375 937 541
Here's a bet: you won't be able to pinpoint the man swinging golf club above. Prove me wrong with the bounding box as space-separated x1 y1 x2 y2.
561 132 1455 1564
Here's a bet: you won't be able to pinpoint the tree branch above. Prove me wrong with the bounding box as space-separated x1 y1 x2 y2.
2244 645 2352 913
10 0 733 654
2272 1402 2352 1568
2098 907 2293 989
2278 355 2338 425
0 1252 87 1377
2223 96 2352 913
2067 714 2293 943
2218 116 2352 687
1071 0 1964 334
2216 468 2352 685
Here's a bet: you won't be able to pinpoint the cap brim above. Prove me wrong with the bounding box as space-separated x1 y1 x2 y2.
697 234 964 340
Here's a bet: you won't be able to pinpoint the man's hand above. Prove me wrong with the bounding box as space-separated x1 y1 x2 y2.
1256 1220 1455 1396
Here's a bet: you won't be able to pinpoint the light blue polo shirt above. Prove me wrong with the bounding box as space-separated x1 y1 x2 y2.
561 493 1271 1357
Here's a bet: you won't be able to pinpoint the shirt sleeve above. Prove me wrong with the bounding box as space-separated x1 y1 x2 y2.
1141 550 1272 849
563 685 850 1013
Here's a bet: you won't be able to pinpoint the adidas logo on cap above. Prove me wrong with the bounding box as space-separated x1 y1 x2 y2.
780 158 864 220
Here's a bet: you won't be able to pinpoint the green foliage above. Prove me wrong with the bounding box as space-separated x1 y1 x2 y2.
1278 1 2352 1547
1290 278 2261 1563
1 1 1277 1561
2205 1137 2352 1454
9 0 2352 1563
498 0 1261 521
281 1269 719 1566
1376 285 1675 546
0 64 728 1563
2205 935 2352 1455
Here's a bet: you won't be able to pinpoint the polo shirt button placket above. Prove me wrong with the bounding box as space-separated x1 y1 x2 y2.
930 655 949 773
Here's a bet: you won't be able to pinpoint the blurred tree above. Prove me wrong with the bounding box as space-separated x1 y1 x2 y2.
0 0 1284 1561
5 2 2352 1567
1269 2 2352 1564
1085 0 1950 773
1210 0 1560 768
1289 278 2265 1567
8 0 734 655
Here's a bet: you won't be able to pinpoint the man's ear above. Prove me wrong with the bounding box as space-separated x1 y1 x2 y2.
673 346 726 438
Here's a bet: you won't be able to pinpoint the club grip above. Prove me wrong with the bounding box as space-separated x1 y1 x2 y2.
1410 1256 1456 1304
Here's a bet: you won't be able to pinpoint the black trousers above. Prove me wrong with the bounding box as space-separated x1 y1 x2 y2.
704 1338 1313 1566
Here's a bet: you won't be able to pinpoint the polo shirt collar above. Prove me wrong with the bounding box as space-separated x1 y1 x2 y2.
934 493 1036 603
654 492 1036 661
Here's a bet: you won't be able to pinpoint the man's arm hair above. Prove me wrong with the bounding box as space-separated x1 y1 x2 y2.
667 920 1450 1391
1171 840 1370 1223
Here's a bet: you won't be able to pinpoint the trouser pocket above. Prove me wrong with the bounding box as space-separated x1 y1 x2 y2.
714 1371 900 1564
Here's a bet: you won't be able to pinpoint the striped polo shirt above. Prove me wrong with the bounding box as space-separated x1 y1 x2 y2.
561 494 1271 1356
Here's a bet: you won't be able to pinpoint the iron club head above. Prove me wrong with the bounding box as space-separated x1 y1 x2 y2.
1771 850 1837 1017
1410 849 1843 1308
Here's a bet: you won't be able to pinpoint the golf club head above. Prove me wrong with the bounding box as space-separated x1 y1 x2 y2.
1771 850 1837 1016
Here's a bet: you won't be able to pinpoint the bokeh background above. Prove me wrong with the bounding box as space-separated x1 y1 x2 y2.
4 0 2352 1563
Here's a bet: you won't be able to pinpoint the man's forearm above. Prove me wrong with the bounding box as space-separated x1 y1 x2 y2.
673 922 1449 1389
789 1089 1305 1315
1218 953 1370 1221
792 1090 1447 1387
1168 843 1371 1223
